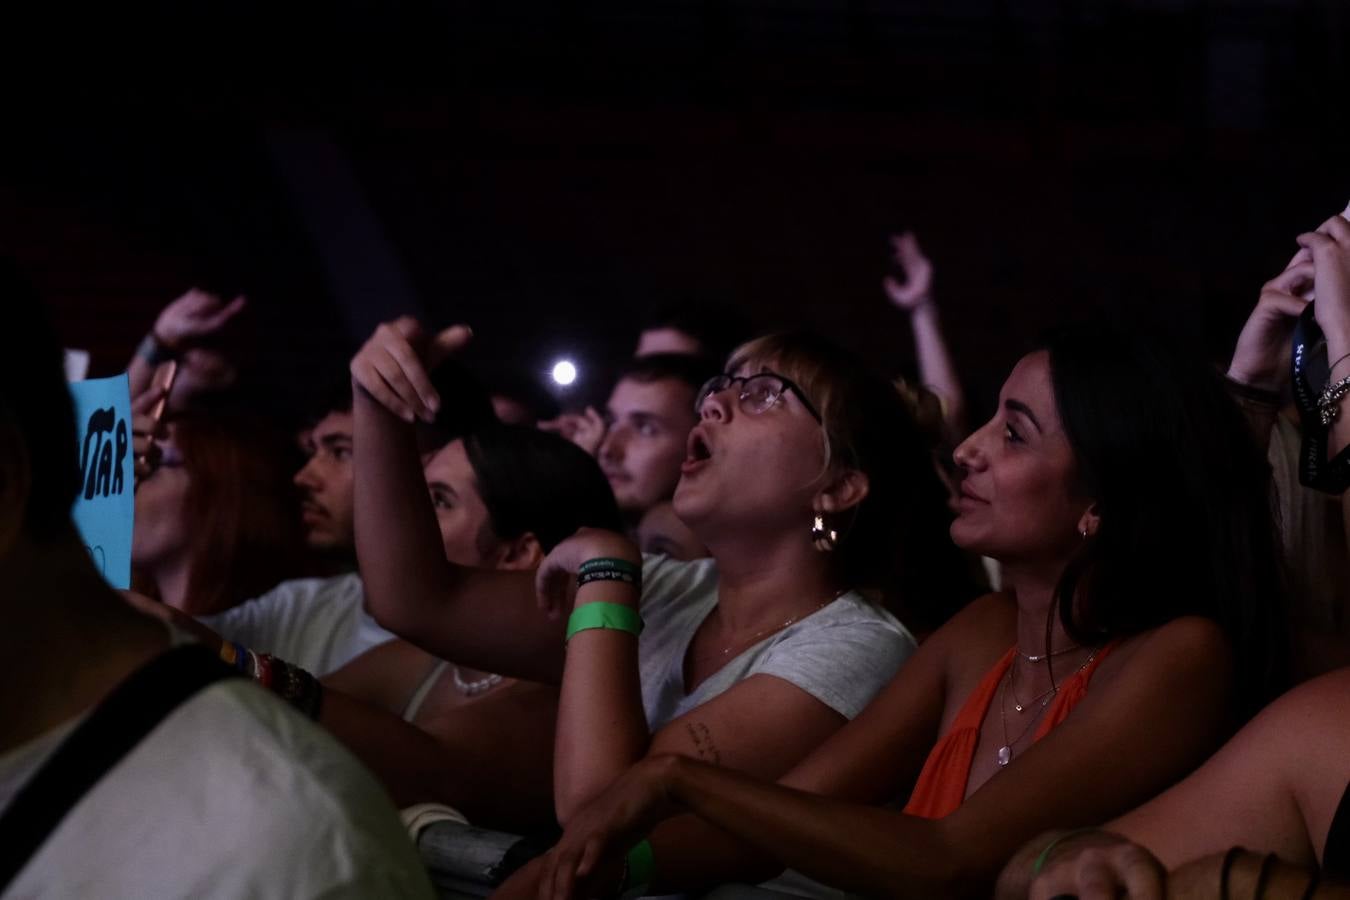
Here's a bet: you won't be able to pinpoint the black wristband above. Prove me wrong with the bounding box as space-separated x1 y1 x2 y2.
136 333 178 366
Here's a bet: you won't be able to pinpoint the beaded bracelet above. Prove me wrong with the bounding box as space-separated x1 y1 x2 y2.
218 642 322 719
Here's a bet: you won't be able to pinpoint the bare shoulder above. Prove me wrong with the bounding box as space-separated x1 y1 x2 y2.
1098 615 1232 682
925 592 1016 649
920 592 1017 693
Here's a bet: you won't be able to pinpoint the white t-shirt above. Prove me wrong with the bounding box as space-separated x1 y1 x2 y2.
200 573 394 676
637 555 915 730
0 674 434 899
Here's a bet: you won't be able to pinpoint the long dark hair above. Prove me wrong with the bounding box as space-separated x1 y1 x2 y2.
729 332 982 634
464 424 623 553
1043 324 1287 714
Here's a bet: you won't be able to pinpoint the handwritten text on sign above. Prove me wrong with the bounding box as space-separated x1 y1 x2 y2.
70 375 135 589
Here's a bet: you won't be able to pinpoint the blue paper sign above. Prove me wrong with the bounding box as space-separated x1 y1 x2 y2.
70 374 135 589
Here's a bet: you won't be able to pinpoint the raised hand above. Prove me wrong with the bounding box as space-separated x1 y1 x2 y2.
1299 212 1350 352
349 317 473 423
883 232 935 312
153 289 247 350
533 527 638 621
538 407 607 457
1227 250 1314 391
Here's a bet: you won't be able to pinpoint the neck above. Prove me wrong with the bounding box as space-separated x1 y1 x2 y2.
0 531 167 752
150 555 194 613
1000 558 1076 659
706 530 841 632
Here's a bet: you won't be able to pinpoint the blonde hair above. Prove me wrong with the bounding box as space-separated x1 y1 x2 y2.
724 332 977 631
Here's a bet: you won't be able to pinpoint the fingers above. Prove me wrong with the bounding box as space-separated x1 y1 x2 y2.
894 231 924 266
883 275 910 303
1297 230 1337 254
201 294 247 331
351 355 417 423
351 321 439 422
131 388 165 417
381 330 441 419
575 837 602 878
1318 213 1350 242
1267 261 1316 295
428 324 474 368
1032 845 1163 900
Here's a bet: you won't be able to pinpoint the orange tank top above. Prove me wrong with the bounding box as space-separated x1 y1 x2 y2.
902 642 1117 820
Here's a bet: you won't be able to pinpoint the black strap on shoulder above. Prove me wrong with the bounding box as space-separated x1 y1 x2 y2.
0 644 236 893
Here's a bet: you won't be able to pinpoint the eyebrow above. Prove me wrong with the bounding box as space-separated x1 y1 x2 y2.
426 480 459 500
1004 399 1044 434
319 433 352 448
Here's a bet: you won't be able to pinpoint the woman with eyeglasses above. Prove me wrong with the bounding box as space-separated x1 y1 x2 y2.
490 323 1287 900
348 319 976 828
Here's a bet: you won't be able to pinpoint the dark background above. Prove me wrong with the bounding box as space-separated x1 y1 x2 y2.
4 0 1348 423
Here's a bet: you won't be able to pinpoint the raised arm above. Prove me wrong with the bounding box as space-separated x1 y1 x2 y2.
127 289 246 406
1226 249 1314 443
350 318 564 683
885 232 966 438
1303 212 1350 464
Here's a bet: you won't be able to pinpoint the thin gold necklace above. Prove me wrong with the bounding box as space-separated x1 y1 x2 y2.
715 589 848 658
996 647 1099 768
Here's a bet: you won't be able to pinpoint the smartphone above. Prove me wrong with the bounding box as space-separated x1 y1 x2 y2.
148 360 178 428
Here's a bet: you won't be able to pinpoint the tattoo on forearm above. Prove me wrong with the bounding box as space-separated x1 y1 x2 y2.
686 721 721 765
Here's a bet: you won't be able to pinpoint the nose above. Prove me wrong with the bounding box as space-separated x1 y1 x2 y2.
599 427 627 464
952 423 988 472
294 457 322 491
698 386 733 423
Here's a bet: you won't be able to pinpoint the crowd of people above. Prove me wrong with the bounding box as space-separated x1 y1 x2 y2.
3 213 1350 899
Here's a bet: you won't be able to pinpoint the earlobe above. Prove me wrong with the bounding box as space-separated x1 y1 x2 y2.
816 469 871 516
497 533 545 571
1077 504 1101 539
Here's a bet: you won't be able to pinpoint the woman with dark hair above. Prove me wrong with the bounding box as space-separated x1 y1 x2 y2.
132 410 306 615
495 323 1285 900
348 317 976 834
316 423 624 828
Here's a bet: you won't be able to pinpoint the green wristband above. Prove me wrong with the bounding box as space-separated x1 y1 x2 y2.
1031 828 1102 875
565 602 644 642
619 839 655 898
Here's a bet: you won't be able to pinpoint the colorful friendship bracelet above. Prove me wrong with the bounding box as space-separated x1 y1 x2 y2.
217 641 322 719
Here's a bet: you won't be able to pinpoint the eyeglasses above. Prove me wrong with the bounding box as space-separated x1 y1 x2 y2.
695 372 822 422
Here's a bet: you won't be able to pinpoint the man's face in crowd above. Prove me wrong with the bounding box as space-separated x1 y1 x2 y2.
598 377 699 516
294 411 356 552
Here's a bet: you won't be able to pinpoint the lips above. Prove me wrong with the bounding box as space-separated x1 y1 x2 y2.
301 501 328 523
956 481 987 506
681 427 713 475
